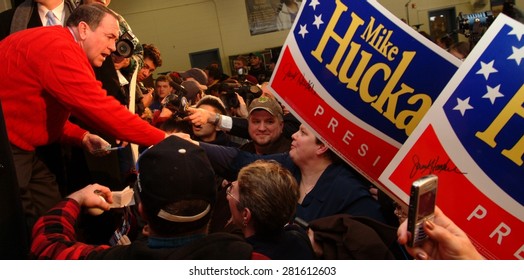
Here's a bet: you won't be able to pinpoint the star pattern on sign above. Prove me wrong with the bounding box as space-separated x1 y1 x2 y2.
482 84 504 104
453 97 474 116
508 45 524 66
298 24 309 38
313 14 324 29
309 0 320 11
476 60 498 80
508 26 524 41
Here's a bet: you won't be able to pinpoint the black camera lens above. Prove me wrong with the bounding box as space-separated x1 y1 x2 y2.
115 39 133 58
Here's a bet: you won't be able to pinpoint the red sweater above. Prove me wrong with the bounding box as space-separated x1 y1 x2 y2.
0 26 165 151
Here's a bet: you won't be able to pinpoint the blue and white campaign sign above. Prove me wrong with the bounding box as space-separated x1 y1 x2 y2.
269 0 460 186
379 14 524 260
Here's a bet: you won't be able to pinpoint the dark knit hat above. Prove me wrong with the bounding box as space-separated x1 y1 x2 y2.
137 136 216 223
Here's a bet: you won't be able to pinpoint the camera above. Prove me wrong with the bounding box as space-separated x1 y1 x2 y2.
115 30 137 58
162 93 189 118
457 11 494 46
218 82 262 109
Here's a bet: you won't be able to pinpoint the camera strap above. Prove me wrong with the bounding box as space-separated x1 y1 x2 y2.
127 66 140 165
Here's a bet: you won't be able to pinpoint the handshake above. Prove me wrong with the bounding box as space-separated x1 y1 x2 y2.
86 186 135 216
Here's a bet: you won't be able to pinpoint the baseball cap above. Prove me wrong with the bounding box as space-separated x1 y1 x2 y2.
181 80 201 103
136 136 216 223
168 71 184 85
248 96 283 120
249 52 263 60
179 68 208 89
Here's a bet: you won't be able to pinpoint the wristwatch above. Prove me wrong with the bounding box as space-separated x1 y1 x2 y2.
213 113 221 126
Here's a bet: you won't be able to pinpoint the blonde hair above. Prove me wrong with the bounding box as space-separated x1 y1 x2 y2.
236 160 299 235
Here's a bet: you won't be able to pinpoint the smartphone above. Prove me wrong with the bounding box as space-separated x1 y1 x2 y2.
407 174 438 247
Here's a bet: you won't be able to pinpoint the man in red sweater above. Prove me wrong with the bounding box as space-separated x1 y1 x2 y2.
0 3 166 239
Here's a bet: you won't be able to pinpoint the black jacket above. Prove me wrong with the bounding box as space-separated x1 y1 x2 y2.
88 233 258 260
309 214 406 260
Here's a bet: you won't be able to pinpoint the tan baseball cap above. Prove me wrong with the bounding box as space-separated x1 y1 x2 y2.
248 96 283 120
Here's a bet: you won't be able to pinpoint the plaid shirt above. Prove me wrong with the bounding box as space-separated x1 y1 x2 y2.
30 199 270 260
30 199 110 259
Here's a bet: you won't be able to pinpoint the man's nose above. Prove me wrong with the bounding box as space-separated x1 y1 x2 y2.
109 41 116 52
257 123 267 130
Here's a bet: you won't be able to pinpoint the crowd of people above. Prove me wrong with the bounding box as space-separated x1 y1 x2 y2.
434 33 472 60
0 0 486 260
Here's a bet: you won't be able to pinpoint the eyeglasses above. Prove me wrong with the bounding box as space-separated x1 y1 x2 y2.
225 182 240 203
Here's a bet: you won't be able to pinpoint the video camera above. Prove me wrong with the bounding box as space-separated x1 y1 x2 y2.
218 82 262 109
162 93 189 119
457 11 494 46
115 30 138 58
161 81 191 118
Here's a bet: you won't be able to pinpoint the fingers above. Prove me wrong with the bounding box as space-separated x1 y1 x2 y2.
68 184 112 209
172 133 199 145
221 179 230 189
397 218 409 245
307 228 324 257
186 107 197 114
397 224 432 260
185 107 201 122
91 184 113 206
369 187 378 200
117 235 131 246
186 107 213 126
114 140 129 148
92 148 111 157
410 247 430 260
85 134 113 157
422 219 457 247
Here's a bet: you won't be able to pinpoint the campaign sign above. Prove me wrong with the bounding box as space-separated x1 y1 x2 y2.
269 0 460 185
379 14 524 259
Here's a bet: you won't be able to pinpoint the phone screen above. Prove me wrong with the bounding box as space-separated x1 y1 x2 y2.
417 188 437 218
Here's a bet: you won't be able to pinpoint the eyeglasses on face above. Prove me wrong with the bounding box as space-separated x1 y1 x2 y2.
225 182 240 203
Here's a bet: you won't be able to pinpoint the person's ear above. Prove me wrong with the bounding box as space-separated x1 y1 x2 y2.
242 208 252 227
316 143 329 155
77 21 90 40
138 203 152 236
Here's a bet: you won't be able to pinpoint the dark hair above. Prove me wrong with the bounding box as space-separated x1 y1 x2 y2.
436 34 454 50
419 31 431 40
449 41 471 59
196 95 227 116
205 65 223 80
159 117 192 134
143 44 162 68
234 55 248 66
155 75 175 87
66 3 118 30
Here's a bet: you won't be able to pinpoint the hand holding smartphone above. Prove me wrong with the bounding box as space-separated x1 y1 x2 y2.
407 174 438 247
